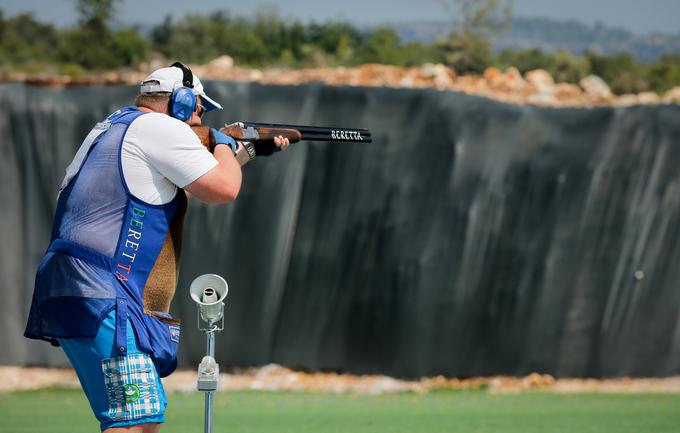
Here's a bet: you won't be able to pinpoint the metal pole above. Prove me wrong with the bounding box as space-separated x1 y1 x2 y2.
207 326 215 357
191 275 227 433
204 392 213 433
204 327 216 433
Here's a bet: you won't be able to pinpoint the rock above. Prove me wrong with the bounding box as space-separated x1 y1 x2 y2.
24 76 70 87
610 92 659 106
206 55 234 77
580 75 612 99
663 86 680 104
248 69 263 81
523 373 556 389
484 67 526 91
615 94 639 106
637 92 661 104
527 92 558 105
504 67 526 90
525 69 555 94
209 55 234 69
421 63 455 88
554 83 582 98
399 76 415 87
20 59 678 108
483 67 503 81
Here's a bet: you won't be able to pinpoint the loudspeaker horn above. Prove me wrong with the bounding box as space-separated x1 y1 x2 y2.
190 274 228 323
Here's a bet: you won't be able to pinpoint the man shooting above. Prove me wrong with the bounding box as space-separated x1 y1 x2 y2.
24 62 289 432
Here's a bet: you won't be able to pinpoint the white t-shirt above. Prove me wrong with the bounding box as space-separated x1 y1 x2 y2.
122 113 218 204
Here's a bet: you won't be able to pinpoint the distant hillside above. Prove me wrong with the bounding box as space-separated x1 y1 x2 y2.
394 17 680 62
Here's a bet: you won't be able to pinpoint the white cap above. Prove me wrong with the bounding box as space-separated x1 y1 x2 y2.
140 65 222 112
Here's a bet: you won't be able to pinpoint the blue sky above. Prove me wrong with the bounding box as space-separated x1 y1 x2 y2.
1 0 679 34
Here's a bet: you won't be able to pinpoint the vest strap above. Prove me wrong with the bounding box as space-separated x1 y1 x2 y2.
115 297 128 355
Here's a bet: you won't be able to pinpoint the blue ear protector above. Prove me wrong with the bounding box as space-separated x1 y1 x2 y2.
169 62 196 121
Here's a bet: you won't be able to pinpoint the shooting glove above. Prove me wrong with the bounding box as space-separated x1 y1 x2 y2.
209 128 238 153
253 140 282 156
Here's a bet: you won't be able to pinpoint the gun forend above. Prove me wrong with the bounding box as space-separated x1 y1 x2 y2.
221 122 302 143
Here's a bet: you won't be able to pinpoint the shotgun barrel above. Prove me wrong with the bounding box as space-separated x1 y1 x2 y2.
241 122 372 143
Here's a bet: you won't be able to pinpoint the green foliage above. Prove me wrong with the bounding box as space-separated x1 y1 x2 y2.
54 0 147 70
437 30 494 74
646 55 680 93
74 0 120 30
497 48 555 73
151 12 276 66
57 27 111 69
437 0 511 73
303 22 363 66
59 63 87 78
57 26 148 70
444 0 512 37
0 4 678 94
499 48 583 81
351 28 446 67
550 50 590 83
585 51 648 93
109 29 150 67
0 12 60 67
149 10 437 68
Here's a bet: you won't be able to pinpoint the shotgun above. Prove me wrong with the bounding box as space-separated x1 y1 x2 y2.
192 122 372 150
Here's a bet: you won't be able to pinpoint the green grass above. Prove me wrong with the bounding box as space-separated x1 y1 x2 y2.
1 388 679 433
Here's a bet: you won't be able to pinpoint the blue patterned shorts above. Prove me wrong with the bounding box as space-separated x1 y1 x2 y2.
102 353 163 422
58 310 168 431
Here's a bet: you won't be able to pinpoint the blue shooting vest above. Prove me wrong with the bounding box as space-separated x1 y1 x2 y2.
24 106 186 377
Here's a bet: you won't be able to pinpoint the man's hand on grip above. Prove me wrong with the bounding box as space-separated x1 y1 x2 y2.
210 128 238 153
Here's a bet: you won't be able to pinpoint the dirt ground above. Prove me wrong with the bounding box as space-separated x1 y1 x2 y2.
2 365 679 394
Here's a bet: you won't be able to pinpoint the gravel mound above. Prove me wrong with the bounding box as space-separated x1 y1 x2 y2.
5 56 680 108
3 365 680 394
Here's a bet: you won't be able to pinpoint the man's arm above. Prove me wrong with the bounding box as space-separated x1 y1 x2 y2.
184 144 242 204
184 127 291 204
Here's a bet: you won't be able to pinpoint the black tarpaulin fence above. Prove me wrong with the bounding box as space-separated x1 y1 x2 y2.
2 81 680 378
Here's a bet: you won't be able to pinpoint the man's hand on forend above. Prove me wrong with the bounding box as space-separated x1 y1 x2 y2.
254 136 290 156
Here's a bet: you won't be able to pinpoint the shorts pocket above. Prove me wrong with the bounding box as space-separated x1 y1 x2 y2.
140 310 181 378
102 353 161 421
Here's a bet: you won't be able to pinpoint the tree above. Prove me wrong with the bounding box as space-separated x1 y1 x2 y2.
497 48 555 73
58 0 147 70
585 51 647 94
74 0 121 32
438 31 493 74
550 49 590 83
647 55 680 93
439 0 512 40
0 13 59 67
437 0 513 73
354 28 401 65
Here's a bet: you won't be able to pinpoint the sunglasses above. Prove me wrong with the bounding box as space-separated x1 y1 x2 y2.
196 103 206 118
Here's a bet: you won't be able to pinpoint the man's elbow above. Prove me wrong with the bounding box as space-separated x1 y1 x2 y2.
220 184 240 203
205 184 239 204
185 180 240 204
184 164 242 204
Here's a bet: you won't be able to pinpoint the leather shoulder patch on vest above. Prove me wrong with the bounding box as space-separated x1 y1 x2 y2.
142 191 187 313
